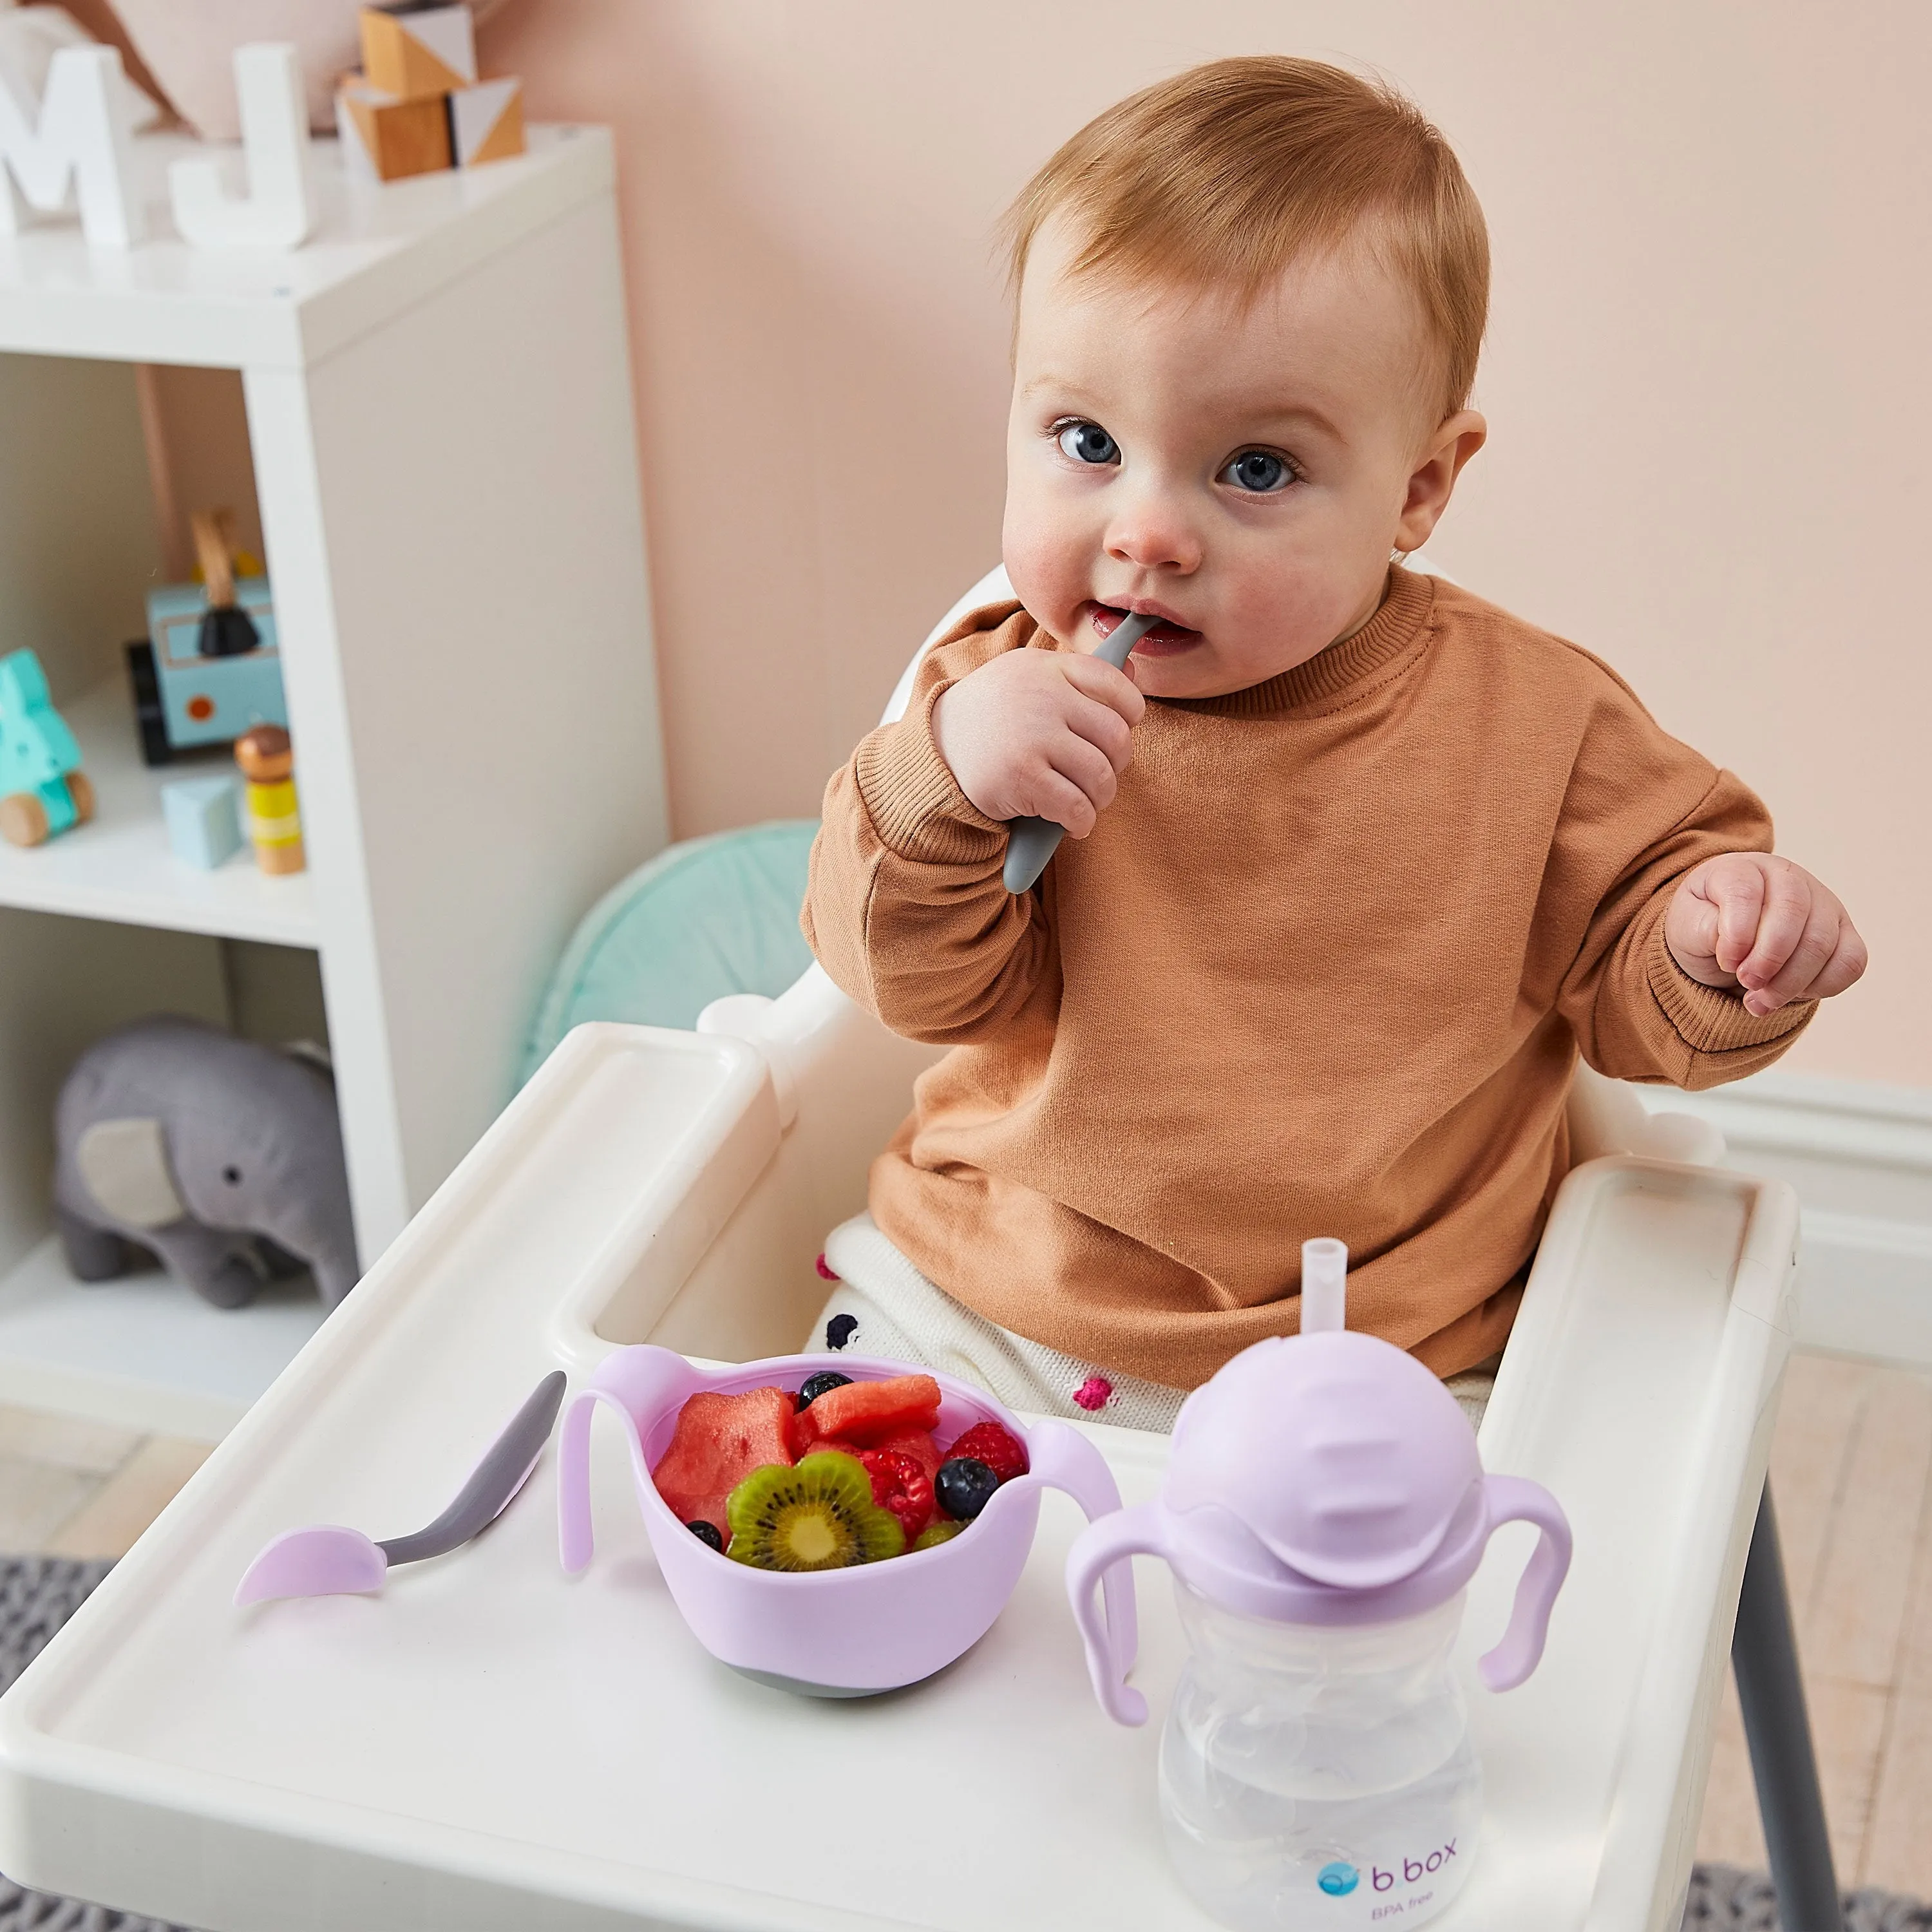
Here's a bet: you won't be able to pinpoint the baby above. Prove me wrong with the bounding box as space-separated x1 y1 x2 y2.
800 57 1865 1431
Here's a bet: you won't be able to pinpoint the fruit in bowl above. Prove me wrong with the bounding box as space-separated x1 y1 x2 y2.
556 1347 1135 1698
647 1368 1032 1567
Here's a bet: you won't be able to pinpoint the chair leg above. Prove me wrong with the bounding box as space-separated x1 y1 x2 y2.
1732 1486 1842 1931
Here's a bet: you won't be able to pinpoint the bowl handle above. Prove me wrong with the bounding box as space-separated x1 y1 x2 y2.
556 1347 705 1573
1025 1419 1138 1675
1065 1498 1170 1727
1474 1473 1574 1691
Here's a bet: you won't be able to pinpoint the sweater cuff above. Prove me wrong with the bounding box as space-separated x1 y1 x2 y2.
1645 920 1815 1054
854 676 1009 866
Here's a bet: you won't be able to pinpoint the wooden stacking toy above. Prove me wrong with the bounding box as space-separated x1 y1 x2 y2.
337 5 526 184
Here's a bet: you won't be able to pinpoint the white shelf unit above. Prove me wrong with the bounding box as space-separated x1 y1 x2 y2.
0 128 667 1436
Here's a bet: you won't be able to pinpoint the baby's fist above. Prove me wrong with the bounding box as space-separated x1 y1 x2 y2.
1665 853 1866 1017
932 645 1144 837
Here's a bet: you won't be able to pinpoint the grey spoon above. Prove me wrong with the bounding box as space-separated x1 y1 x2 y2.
234 1370 568 1604
1002 611 1158 893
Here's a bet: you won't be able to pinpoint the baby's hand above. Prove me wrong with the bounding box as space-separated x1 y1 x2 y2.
1665 853 1867 1017
931 645 1145 837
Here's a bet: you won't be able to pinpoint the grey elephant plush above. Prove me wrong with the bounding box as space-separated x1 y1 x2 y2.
54 1015 359 1310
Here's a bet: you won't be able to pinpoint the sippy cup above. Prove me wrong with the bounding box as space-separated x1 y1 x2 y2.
1065 1240 1571 1932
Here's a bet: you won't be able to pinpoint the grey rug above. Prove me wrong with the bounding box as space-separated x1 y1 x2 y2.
1685 1864 1932 1930
0 1557 1925 1931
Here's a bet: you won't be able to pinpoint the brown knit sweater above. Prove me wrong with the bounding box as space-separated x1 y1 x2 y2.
802 567 1812 1388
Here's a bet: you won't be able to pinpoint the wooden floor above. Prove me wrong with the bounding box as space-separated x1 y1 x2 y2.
1 1351 1927 1897
1695 1350 1932 1895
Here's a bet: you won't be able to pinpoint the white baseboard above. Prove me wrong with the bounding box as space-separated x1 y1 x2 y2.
1638 1072 1932 1369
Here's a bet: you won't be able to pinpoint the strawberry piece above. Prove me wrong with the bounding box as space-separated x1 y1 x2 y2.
651 1387 794 1540
799 1373 942 1448
945 1421 1027 1484
858 1447 934 1542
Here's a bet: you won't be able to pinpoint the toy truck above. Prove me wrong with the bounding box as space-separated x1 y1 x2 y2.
126 509 289 767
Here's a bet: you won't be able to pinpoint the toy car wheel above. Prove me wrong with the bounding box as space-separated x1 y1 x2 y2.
65 771 95 824
0 792 50 848
124 639 172 767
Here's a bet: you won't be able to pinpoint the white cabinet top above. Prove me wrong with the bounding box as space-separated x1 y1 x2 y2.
0 126 612 369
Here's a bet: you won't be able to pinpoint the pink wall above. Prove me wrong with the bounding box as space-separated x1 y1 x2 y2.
480 2 1929 1084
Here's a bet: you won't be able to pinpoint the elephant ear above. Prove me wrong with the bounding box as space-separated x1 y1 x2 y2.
75 1118 187 1229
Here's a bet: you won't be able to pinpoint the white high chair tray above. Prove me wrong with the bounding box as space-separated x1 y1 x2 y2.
0 1023 1796 1932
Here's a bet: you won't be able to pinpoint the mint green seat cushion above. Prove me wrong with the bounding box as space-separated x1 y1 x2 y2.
521 820 819 1085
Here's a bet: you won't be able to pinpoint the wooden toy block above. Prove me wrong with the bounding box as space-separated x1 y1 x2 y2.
337 78 451 184
450 77 524 168
236 726 305 876
161 774 245 870
359 5 476 101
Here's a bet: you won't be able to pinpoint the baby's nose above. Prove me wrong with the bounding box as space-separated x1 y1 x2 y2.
1103 494 1202 573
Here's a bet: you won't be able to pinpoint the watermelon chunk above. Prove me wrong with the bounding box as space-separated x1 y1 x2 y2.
652 1387 795 1539
793 1374 942 1450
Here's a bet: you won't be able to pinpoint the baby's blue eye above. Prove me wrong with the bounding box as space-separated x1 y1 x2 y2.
1221 450 1293 493
1057 421 1119 466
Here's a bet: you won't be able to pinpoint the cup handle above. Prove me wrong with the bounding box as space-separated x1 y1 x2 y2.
1065 1499 1171 1726
1475 1473 1574 1690
556 1347 703 1573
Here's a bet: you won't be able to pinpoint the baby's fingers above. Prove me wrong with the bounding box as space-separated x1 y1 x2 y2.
1707 857 1768 976
1747 910 1868 1015
1062 653 1146 728
1028 734 1119 837
1021 766 1103 839
1733 862 1814 989
1066 690 1137 775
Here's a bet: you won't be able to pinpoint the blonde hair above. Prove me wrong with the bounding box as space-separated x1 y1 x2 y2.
1003 57 1489 422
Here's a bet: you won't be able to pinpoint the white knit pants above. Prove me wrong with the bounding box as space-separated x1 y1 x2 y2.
806 1213 1189 1432
806 1212 1500 1434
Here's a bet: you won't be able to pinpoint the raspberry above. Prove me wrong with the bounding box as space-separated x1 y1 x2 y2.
858 1448 933 1542
1073 1376 1113 1412
947 1421 1028 1484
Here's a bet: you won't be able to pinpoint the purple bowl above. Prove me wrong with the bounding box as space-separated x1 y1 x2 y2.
557 1345 1135 1696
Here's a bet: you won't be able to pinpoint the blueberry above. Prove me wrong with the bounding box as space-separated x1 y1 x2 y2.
686 1520 724 1551
796 1370 853 1411
934 1456 1000 1522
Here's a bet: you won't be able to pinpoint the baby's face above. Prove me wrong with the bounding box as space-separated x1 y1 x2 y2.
1002 220 1484 699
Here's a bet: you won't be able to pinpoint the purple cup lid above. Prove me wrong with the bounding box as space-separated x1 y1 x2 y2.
1165 1329 1482 1589
1063 1240 1575 1724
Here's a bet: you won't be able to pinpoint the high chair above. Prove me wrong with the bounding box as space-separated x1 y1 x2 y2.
0 567 1839 1932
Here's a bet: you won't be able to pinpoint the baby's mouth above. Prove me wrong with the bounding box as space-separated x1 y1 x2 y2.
1090 603 1202 656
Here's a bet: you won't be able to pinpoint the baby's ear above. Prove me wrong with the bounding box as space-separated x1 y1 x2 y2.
1397 410 1488 551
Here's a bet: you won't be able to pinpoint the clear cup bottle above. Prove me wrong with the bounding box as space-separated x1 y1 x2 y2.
1066 1240 1571 1931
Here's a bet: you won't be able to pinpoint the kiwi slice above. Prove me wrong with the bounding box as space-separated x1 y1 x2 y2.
726 1452 905 1571
911 1520 965 1552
